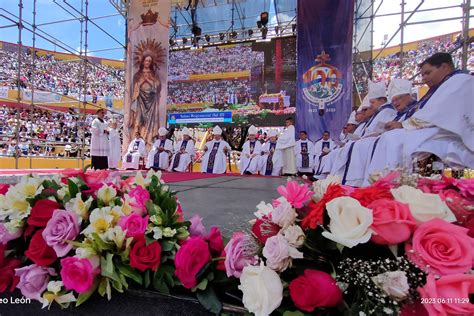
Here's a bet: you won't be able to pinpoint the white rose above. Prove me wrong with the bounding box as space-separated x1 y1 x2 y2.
391 185 456 222
238 262 283 316
271 199 297 229
282 224 305 248
372 271 409 300
254 201 274 219
262 234 303 272
312 175 341 203
322 197 373 248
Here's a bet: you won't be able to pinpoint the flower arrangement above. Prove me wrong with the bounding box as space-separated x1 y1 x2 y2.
0 169 192 308
220 174 474 315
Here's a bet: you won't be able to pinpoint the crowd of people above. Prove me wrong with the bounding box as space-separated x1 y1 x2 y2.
0 49 124 98
168 44 264 77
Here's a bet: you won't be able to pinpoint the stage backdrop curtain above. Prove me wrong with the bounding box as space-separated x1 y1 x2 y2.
296 0 354 141
124 0 171 151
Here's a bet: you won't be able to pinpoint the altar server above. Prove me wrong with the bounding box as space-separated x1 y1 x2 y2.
146 127 174 170
122 131 146 169
239 125 263 175
294 131 315 175
90 109 109 169
200 125 231 174
259 130 283 176
169 127 195 172
365 53 474 185
276 117 297 176
107 120 121 169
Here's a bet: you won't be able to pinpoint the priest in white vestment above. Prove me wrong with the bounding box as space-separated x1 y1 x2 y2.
239 125 263 175
169 127 195 172
365 53 474 186
122 131 146 169
294 131 315 175
107 120 121 169
342 79 417 186
90 109 109 169
200 125 231 174
259 130 283 176
276 117 297 176
146 127 174 170
313 131 338 175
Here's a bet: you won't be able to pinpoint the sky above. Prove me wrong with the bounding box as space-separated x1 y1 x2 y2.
0 0 471 61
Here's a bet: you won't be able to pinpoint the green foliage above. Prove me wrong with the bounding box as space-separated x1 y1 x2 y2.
196 285 222 314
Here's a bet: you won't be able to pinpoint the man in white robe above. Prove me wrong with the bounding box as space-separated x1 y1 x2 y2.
122 131 146 170
313 131 338 176
146 127 174 170
259 130 283 176
107 120 121 169
294 131 315 176
239 125 263 175
342 79 417 186
276 117 297 176
90 109 109 169
169 127 195 172
200 125 231 174
365 52 474 186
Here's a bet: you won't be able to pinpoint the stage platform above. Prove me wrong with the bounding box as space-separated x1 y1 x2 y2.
0 169 290 234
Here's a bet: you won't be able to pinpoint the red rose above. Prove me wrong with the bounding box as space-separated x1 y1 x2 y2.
216 250 226 271
369 199 417 245
400 302 429 316
174 237 211 289
204 227 224 256
0 257 22 293
25 229 57 266
350 185 393 207
0 184 10 195
289 269 342 312
302 184 346 229
0 244 5 266
129 238 162 272
440 189 473 226
251 217 280 244
27 199 61 228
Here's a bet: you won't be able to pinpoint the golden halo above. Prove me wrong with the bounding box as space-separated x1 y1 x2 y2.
133 38 167 70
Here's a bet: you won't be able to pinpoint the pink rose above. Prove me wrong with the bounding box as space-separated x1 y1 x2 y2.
126 185 150 216
0 223 22 245
272 199 297 229
42 210 81 257
15 264 56 300
189 214 206 237
262 234 303 272
119 214 149 238
417 177 452 194
369 199 417 245
453 178 474 200
418 274 474 316
372 271 410 300
174 237 211 289
204 227 224 256
60 257 99 293
277 181 313 208
406 219 474 275
82 169 110 186
224 232 258 278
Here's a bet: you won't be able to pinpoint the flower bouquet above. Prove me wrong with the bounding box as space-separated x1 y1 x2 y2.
220 174 474 315
0 169 192 309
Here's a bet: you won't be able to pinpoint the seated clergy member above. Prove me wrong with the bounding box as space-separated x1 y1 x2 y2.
239 125 263 175
364 52 474 185
259 130 283 176
146 127 174 170
122 131 146 170
341 79 417 186
169 127 195 172
294 131 315 176
200 125 231 174
313 130 337 175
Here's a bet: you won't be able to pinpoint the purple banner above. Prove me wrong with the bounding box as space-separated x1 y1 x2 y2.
296 0 354 141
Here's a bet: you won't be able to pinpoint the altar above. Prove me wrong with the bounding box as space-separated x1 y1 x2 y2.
258 92 290 110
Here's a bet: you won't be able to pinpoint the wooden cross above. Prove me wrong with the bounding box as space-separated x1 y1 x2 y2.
316 51 331 65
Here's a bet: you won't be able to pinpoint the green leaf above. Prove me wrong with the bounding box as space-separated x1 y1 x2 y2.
194 278 208 291
153 271 170 295
196 285 222 314
98 277 108 297
145 235 156 246
283 311 305 316
146 200 158 217
68 179 79 197
116 262 142 285
76 279 99 306
144 269 151 288
161 240 175 252
91 233 114 252
101 253 120 282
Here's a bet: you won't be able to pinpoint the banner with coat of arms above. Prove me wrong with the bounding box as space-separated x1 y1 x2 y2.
123 0 171 151
296 0 354 141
